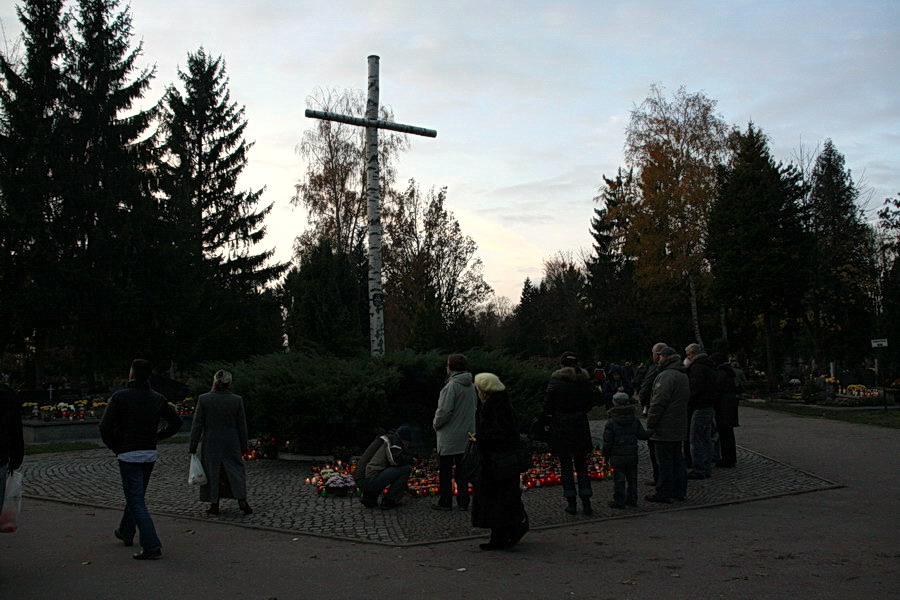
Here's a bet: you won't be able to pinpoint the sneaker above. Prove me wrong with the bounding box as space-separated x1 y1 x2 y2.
430 503 452 512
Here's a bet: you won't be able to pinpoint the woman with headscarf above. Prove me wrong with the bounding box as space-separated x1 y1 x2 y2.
189 370 252 516
542 351 596 515
470 372 529 550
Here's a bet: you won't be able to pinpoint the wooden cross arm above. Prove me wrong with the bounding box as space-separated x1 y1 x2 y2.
305 109 437 138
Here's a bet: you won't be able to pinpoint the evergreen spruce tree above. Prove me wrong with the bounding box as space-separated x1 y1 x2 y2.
60 0 161 378
706 124 809 387
586 168 641 358
158 48 285 363
0 0 68 382
802 139 875 366
281 236 368 355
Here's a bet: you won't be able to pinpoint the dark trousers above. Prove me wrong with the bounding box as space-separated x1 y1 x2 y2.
647 439 659 483
612 463 638 505
717 425 737 467
438 453 469 508
117 461 161 551
362 464 412 502
558 453 592 498
654 441 687 500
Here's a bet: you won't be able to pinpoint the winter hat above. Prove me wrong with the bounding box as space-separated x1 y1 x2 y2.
395 426 412 442
657 346 677 357
612 391 631 405
474 372 506 393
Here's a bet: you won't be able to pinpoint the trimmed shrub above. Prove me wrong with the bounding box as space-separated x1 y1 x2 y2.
192 348 555 455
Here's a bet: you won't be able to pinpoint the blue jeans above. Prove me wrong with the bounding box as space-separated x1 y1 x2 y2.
654 441 687 500
690 407 716 476
363 465 411 502
558 453 592 498
117 461 161 551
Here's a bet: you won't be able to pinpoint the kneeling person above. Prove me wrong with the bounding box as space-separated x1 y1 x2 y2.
354 426 415 509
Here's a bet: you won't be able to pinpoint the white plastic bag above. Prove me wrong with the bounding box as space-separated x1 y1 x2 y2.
0 470 23 533
188 454 207 486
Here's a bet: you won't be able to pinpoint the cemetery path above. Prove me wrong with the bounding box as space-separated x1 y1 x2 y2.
2 406 898 600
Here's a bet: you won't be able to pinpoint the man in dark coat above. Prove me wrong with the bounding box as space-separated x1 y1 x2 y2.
645 346 690 503
0 382 24 505
684 343 719 479
99 359 182 560
710 352 740 468
542 351 596 515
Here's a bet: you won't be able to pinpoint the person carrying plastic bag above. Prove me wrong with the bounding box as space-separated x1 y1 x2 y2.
0 381 25 532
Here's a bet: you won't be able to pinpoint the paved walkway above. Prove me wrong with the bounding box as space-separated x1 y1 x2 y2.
2 406 898 600
21 428 839 546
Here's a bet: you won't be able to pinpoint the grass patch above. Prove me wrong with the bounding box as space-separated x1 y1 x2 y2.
25 441 102 454
745 401 900 429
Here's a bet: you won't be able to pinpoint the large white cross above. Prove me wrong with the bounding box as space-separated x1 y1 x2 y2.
305 55 437 357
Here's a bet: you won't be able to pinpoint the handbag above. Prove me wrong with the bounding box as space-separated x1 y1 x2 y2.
1 470 23 533
188 454 208 486
459 439 482 483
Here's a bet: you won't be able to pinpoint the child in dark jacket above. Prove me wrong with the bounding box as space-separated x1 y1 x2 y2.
602 392 651 508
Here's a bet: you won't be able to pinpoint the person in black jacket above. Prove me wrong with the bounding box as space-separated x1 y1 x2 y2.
542 352 596 515
99 359 182 560
603 392 651 508
684 344 719 479
471 373 528 551
0 382 24 505
710 353 740 468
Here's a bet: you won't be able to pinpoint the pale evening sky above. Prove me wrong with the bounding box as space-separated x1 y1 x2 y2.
2 0 898 301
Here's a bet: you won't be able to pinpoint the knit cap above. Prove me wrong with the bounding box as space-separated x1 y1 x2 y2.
612 391 631 405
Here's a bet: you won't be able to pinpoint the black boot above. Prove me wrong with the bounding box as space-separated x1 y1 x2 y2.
564 497 577 515
206 502 219 516
238 499 253 515
581 497 593 516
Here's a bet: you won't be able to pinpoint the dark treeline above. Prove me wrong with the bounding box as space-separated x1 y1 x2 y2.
2 2 898 391
0 0 284 386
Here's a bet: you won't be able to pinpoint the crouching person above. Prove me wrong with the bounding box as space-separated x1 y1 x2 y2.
353 426 415 509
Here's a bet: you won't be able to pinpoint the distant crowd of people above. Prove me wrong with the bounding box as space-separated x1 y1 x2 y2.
1 344 745 556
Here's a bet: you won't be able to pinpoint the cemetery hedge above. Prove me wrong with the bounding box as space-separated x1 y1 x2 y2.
191 348 554 455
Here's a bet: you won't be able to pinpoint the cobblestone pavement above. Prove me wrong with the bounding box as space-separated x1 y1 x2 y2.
21 427 840 547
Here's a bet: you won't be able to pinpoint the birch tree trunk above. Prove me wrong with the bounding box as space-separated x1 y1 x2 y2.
688 273 705 350
365 55 385 357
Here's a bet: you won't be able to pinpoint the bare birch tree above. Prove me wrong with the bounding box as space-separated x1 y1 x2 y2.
292 88 408 256
617 85 729 348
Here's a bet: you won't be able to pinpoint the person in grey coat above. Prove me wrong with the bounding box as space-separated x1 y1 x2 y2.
645 346 690 504
432 354 477 511
189 370 252 516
